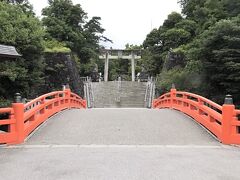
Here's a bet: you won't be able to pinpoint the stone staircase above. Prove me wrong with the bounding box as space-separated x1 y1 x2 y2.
92 81 147 108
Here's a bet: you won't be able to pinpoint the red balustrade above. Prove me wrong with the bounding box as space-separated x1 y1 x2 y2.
0 88 86 145
153 88 240 145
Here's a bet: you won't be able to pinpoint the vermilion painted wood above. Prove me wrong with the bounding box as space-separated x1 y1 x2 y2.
153 88 240 145
0 88 86 145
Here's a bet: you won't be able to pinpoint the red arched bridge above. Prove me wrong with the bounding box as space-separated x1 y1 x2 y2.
1 86 240 179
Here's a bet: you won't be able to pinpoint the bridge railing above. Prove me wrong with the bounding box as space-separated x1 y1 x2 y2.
153 87 240 145
0 88 86 145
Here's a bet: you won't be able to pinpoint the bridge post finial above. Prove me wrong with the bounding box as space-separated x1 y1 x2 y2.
14 93 22 103
65 84 70 89
222 94 235 144
224 94 233 104
171 83 176 90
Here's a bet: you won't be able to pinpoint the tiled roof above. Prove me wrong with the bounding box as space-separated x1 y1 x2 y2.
0 44 21 58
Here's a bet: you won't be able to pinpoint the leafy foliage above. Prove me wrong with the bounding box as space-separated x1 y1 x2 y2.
43 39 71 53
1 0 240 107
0 2 45 106
142 0 240 105
0 0 108 107
42 0 107 66
193 17 240 103
142 12 191 75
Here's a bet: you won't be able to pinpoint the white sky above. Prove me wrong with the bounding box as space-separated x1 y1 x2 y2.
29 0 182 49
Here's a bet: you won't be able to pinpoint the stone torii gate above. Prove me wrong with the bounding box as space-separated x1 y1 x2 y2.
99 49 141 82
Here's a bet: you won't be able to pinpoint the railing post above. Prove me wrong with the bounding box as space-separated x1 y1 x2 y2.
40 97 46 116
82 99 87 108
170 84 177 108
198 98 203 115
12 93 25 144
221 95 235 144
152 99 157 108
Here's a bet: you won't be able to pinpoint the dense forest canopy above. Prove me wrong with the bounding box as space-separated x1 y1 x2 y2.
0 1 45 106
0 0 107 107
142 0 240 106
0 0 239 107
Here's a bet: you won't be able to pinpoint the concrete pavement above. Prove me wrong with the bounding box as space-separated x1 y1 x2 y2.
1 108 240 180
26 108 218 145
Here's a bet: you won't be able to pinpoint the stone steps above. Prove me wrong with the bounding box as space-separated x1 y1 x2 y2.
92 81 146 108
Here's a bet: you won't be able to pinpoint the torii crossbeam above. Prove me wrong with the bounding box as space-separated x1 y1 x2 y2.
99 49 141 81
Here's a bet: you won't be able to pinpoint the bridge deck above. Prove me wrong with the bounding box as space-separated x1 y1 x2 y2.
1 109 240 179
26 108 217 145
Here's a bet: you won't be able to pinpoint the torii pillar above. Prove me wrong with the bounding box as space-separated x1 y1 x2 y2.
104 52 109 82
131 51 135 82
100 49 141 82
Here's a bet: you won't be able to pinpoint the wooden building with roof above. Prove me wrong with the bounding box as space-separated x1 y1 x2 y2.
0 44 21 59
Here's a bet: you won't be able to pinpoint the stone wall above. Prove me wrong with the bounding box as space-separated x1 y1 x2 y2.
162 51 185 71
41 53 84 97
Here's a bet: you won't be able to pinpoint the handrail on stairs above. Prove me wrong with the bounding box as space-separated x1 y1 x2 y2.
145 77 155 108
115 76 121 103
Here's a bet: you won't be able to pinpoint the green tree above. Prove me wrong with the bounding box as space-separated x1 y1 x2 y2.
3 0 34 15
222 0 240 17
142 0 240 106
42 0 107 68
142 12 192 75
175 19 197 37
162 12 183 29
163 28 191 49
193 17 240 104
0 2 45 106
42 0 87 52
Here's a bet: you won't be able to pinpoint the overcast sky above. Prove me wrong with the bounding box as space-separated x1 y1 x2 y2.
28 0 182 49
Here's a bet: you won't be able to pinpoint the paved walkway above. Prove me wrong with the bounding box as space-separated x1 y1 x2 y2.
1 108 240 180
